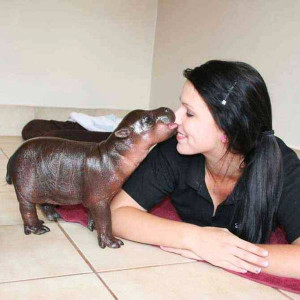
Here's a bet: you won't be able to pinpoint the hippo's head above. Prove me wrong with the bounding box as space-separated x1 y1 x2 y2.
112 107 178 148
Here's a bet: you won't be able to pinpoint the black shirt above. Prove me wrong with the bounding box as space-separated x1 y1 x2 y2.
123 136 300 243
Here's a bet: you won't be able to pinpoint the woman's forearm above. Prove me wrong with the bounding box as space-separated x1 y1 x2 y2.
111 206 196 249
257 244 300 278
110 192 299 276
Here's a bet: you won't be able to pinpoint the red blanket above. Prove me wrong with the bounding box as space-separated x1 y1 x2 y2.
56 198 300 294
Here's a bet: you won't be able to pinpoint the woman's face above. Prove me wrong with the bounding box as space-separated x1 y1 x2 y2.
175 80 223 155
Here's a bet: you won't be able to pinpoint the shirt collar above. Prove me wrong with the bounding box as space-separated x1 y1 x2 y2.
185 154 206 191
185 153 238 205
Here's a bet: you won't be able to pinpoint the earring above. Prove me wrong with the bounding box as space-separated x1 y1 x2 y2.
221 135 227 143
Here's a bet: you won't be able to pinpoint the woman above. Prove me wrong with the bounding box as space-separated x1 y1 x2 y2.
111 60 300 278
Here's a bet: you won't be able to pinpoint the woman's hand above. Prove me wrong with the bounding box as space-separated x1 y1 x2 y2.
161 226 269 274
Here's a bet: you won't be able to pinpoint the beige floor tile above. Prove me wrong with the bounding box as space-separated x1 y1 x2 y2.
60 222 194 272
0 223 91 282
0 170 15 194
279 290 300 299
0 149 8 164
0 273 114 300
0 183 15 195
101 263 286 300
1 145 21 158
0 192 25 225
0 136 23 157
0 162 8 176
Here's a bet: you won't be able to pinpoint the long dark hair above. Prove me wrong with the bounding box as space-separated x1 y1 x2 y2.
184 60 283 243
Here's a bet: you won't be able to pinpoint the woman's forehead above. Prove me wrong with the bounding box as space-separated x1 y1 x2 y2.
180 83 207 110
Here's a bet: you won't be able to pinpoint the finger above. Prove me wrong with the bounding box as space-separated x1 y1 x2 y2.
233 247 269 268
232 257 262 274
236 240 268 257
160 246 202 261
220 262 247 274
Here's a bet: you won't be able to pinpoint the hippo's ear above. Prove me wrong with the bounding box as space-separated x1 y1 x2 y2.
114 127 131 138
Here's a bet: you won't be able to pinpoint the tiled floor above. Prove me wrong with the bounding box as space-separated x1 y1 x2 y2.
0 136 299 299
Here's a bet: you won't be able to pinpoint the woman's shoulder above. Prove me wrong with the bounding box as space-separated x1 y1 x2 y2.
276 137 300 169
275 137 300 192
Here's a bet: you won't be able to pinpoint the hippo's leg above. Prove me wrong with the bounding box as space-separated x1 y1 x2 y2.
87 211 95 232
19 201 50 235
40 204 61 222
88 202 124 249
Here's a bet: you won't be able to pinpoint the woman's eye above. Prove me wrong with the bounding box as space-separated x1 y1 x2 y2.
186 111 194 117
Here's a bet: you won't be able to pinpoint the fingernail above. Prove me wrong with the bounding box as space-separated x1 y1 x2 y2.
255 268 261 273
262 250 268 256
262 261 269 267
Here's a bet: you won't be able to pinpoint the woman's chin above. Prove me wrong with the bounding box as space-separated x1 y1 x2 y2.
176 143 193 155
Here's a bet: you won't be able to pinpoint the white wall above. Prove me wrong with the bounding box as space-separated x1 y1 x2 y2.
0 0 157 110
150 0 300 148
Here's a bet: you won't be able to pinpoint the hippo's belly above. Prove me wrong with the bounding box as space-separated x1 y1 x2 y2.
33 150 85 204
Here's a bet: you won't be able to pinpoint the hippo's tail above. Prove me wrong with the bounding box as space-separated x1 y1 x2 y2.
6 158 12 185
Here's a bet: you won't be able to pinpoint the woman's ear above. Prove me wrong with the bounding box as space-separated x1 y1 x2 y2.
220 134 227 143
114 128 131 138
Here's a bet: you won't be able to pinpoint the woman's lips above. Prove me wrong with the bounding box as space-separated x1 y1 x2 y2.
176 132 186 140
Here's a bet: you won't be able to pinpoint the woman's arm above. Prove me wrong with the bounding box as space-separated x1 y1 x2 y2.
111 189 198 250
254 239 300 278
111 189 269 274
161 229 300 278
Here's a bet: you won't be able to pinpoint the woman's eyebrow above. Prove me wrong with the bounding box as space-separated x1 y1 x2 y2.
179 97 194 109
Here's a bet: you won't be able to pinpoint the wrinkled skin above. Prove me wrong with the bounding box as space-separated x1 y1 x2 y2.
6 107 177 248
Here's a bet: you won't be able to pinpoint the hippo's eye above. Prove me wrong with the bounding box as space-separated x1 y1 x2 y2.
143 116 155 126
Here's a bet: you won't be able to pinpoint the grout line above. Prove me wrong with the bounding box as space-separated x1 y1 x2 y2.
0 272 93 285
56 222 118 300
98 260 197 274
275 289 294 300
0 148 9 159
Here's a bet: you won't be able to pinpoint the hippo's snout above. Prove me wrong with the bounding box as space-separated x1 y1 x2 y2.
155 107 175 124
157 115 172 124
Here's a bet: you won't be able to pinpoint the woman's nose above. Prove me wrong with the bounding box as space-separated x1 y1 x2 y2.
175 107 183 125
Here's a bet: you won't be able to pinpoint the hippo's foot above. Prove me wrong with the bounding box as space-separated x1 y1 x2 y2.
98 234 124 249
24 220 50 235
87 217 95 232
40 204 61 222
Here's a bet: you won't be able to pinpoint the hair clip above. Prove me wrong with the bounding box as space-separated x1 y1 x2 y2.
221 81 237 105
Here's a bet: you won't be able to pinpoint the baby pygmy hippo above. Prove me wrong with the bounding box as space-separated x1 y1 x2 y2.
6 107 177 248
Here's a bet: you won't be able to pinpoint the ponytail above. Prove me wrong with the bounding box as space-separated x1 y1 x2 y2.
231 133 283 243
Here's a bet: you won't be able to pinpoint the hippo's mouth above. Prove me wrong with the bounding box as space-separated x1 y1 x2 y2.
167 123 178 130
156 115 177 131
